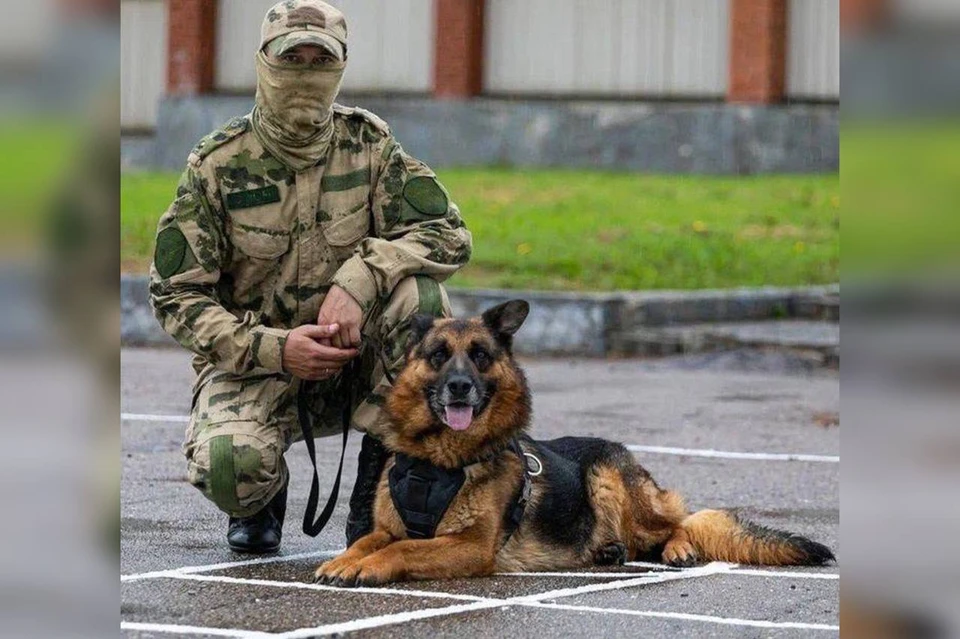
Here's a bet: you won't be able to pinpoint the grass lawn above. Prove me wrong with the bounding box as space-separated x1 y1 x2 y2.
122 169 839 291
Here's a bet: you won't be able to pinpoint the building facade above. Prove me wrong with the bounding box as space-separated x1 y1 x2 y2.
121 0 841 173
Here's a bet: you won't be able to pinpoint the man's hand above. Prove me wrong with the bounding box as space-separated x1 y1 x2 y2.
282 324 359 381
318 285 364 349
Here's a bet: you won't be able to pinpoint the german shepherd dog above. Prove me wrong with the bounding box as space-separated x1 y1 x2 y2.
314 300 834 586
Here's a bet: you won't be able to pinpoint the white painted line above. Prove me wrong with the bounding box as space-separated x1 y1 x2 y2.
125 560 835 637
499 569 839 580
727 568 840 580
172 573 491 603
276 600 507 638
509 561 733 603
627 444 839 463
532 561 840 581
272 562 731 636
121 412 190 423
498 571 669 579
526 602 840 632
120 621 274 638
121 549 343 583
624 560 682 570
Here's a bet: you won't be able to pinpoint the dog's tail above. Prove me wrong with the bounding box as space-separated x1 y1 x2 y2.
675 509 834 566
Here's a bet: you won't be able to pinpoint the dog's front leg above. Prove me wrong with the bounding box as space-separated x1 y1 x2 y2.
333 532 495 586
313 530 395 584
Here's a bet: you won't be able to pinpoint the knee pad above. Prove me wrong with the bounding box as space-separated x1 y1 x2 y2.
186 429 284 517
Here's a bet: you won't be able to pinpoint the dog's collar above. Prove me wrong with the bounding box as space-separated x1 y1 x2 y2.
388 437 539 541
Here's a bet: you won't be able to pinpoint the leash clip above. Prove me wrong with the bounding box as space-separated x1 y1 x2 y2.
523 452 543 477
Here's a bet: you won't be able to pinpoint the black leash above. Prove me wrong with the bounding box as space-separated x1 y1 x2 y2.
298 342 398 538
298 367 353 538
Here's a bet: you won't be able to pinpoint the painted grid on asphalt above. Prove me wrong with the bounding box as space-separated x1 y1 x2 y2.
121 554 839 636
122 411 839 637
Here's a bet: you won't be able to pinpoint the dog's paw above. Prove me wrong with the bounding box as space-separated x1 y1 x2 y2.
313 555 356 584
594 541 628 566
312 562 338 584
662 539 698 567
313 557 392 587
332 560 391 587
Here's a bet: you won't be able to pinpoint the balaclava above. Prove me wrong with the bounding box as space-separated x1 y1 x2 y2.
252 0 348 172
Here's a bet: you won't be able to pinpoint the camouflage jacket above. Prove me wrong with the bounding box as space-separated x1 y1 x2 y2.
149 105 472 375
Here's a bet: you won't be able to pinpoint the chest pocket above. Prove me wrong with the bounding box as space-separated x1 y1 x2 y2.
230 224 290 259
221 184 293 260
319 164 374 248
322 200 370 247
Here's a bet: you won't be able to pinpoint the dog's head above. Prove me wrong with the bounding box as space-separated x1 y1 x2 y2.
384 300 532 467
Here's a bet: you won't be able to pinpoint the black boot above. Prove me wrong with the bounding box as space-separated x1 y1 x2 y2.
345 435 389 546
227 481 287 554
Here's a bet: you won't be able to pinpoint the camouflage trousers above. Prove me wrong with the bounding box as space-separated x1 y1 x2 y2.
183 276 450 518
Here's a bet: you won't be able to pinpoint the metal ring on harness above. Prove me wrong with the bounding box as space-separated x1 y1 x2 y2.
523 452 543 476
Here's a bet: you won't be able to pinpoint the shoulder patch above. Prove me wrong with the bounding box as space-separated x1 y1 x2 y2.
188 116 251 167
333 104 391 136
402 176 449 218
154 227 189 278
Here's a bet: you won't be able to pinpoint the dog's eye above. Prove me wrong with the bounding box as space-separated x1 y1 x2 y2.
471 348 491 370
429 349 448 369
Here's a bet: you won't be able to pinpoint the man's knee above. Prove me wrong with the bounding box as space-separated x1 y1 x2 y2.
351 276 450 436
376 275 449 332
185 426 286 517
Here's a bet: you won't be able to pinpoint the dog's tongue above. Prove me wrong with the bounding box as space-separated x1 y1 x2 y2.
444 405 473 431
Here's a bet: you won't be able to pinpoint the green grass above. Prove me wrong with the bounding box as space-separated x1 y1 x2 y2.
122 169 839 291
842 121 960 276
0 121 83 247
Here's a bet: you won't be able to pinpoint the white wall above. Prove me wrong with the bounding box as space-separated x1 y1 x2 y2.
0 0 55 59
119 0 838 129
121 0 168 129
787 0 840 100
216 0 434 93
484 0 730 97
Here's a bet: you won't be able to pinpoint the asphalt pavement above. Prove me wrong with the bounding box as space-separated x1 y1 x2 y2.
121 347 839 638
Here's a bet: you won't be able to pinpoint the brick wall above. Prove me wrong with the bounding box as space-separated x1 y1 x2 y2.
728 0 787 104
166 0 217 95
433 0 485 99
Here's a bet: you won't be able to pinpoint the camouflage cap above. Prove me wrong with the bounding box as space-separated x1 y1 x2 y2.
260 0 347 61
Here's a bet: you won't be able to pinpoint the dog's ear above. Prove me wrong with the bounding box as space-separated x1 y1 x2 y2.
407 314 436 350
481 300 530 338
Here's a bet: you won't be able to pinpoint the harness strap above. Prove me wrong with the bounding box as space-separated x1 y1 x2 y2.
389 453 466 539
503 438 534 542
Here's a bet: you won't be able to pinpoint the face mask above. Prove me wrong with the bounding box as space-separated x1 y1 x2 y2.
251 51 346 171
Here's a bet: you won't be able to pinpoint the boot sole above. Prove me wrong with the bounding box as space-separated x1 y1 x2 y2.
227 541 281 554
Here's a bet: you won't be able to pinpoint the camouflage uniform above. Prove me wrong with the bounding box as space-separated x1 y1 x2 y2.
149 108 471 517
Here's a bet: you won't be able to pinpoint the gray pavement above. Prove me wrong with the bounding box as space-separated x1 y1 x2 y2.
121 347 839 638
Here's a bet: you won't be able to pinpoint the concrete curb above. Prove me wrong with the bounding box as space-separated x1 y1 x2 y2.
122 274 838 357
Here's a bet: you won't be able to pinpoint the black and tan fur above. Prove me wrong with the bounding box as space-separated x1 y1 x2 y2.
314 300 834 586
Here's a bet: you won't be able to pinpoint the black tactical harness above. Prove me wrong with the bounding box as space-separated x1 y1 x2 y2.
388 439 537 541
